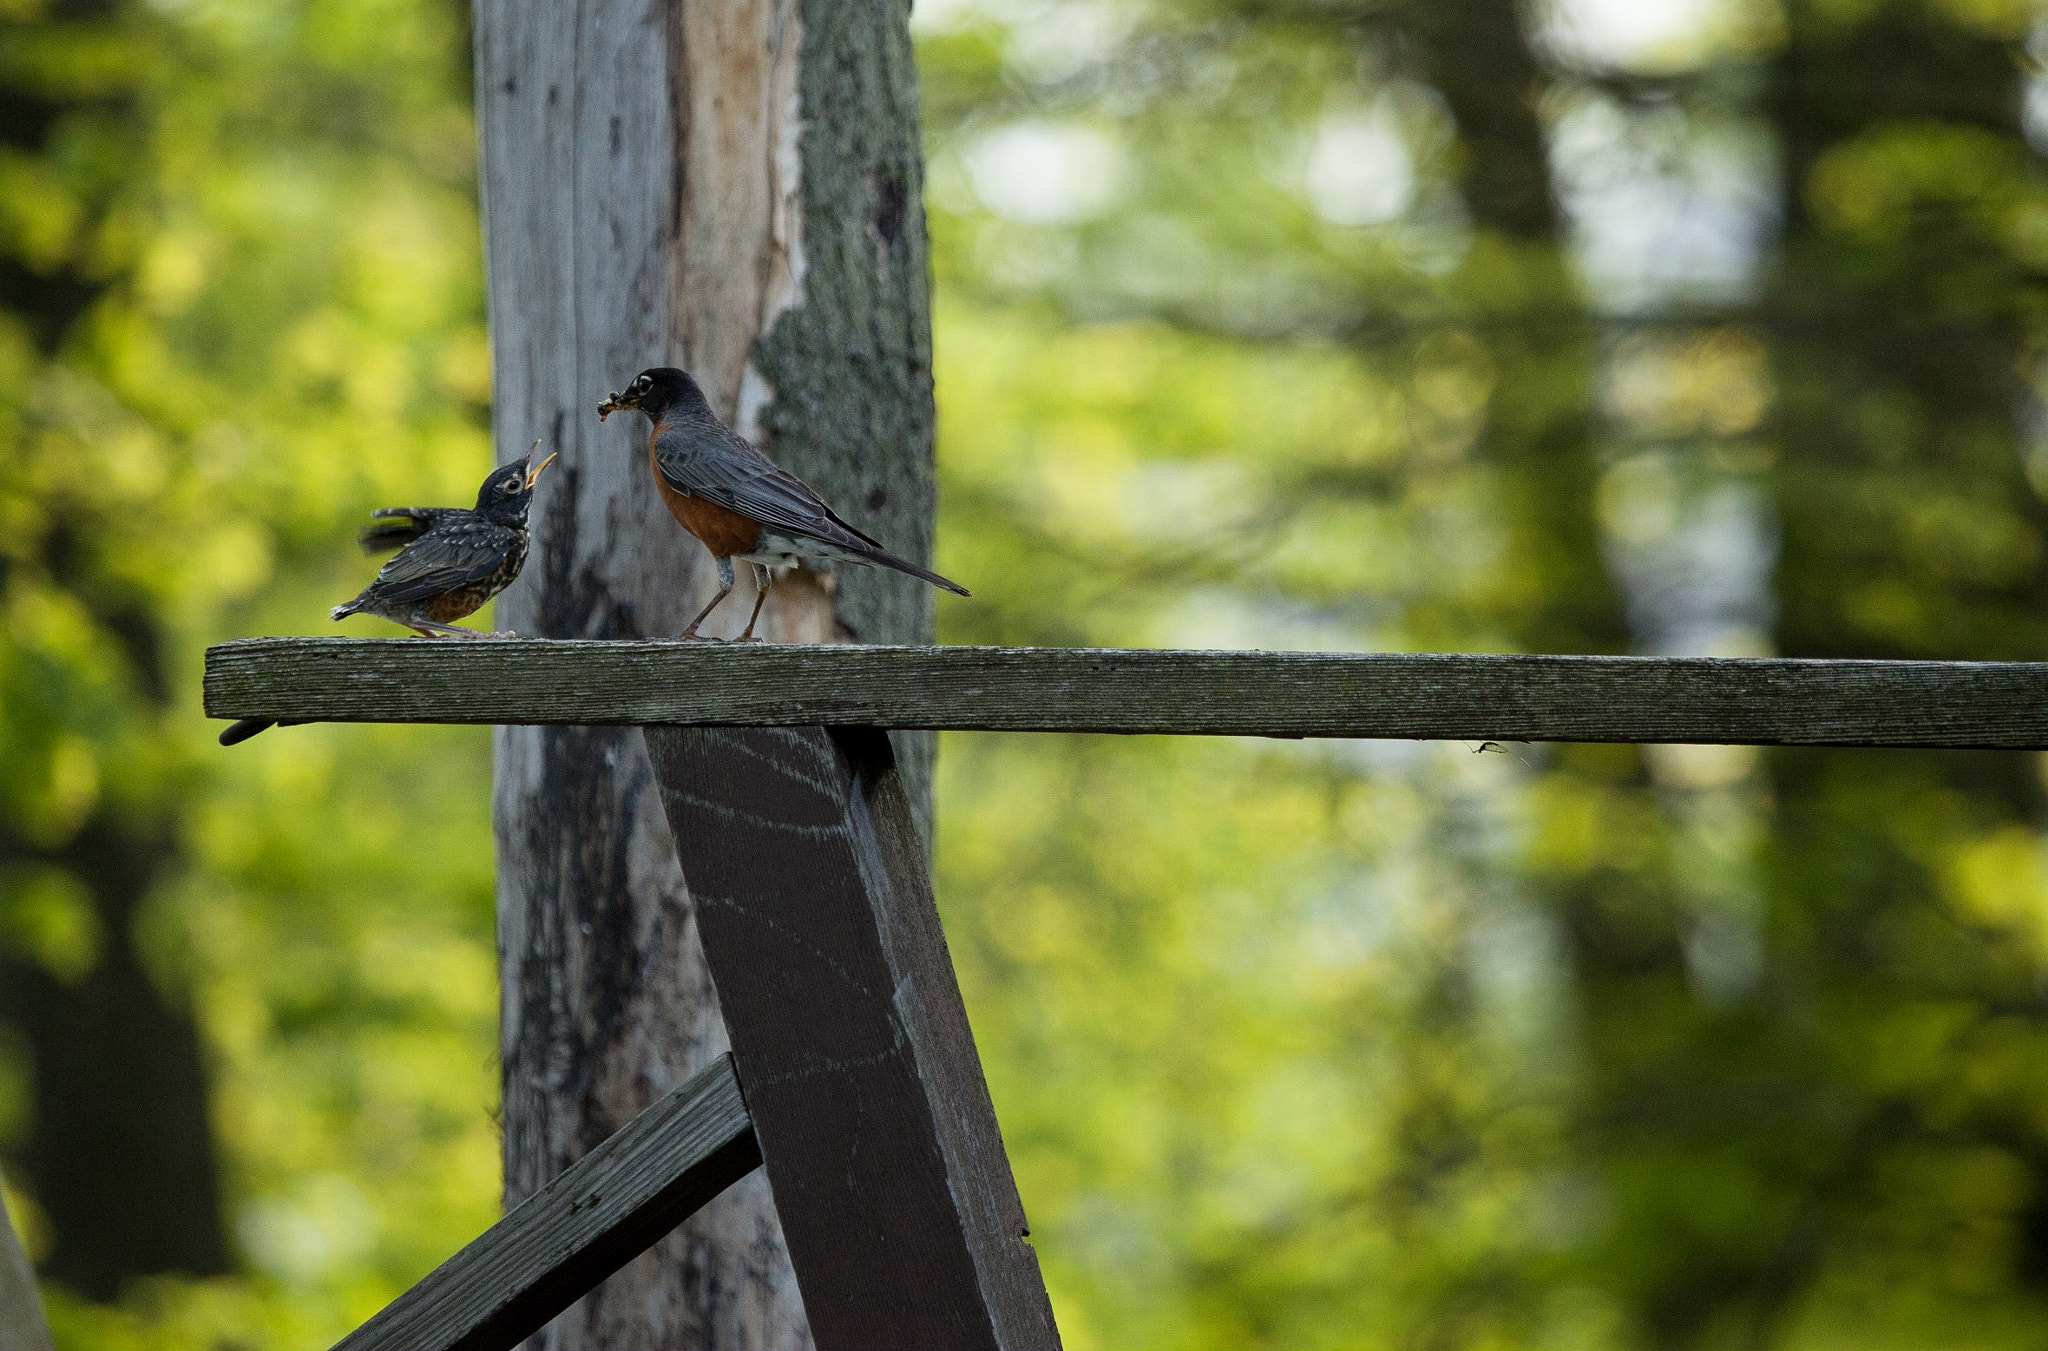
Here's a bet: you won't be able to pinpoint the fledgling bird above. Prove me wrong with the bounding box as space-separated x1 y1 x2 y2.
597 367 968 641
330 440 557 637
218 443 557 746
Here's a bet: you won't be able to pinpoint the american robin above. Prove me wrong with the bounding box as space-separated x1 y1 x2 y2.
596 367 968 640
218 442 558 745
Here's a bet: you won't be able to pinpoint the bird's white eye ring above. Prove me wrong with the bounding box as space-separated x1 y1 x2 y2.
636 375 651 390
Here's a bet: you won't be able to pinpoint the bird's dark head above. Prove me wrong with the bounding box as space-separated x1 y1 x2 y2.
475 440 558 524
597 367 708 424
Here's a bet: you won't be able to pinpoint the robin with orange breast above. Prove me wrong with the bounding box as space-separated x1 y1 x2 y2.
218 443 557 745
597 367 969 640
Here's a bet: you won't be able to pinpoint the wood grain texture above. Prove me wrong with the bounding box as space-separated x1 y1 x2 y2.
645 725 1061 1351
211 638 2048 749
333 1055 759 1351
750 0 940 656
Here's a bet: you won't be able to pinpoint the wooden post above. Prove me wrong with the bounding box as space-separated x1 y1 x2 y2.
474 0 941 1344
646 726 1060 1351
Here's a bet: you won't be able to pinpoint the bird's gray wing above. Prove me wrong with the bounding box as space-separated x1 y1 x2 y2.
358 520 517 605
652 422 886 552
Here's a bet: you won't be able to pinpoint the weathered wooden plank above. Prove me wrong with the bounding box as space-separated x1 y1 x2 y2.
209 638 2048 749
332 1055 759 1351
645 725 1061 1351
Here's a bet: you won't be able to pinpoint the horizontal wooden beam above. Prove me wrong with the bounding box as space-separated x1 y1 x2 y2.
332 1054 759 1351
206 637 2048 749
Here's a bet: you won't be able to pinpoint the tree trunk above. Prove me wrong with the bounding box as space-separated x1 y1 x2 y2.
0 854 230 1298
1398 0 1629 656
475 1 938 1346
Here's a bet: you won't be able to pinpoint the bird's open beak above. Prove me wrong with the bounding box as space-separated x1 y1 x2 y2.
597 391 626 422
525 449 559 488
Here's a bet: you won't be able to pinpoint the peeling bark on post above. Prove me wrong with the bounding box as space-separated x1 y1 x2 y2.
475 1 939 1345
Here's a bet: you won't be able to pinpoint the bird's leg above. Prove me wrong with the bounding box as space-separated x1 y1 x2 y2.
407 619 487 639
683 556 737 639
738 563 772 642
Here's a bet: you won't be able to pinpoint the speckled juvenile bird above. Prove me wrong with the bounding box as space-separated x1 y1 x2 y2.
218 443 557 746
332 441 557 638
597 367 968 641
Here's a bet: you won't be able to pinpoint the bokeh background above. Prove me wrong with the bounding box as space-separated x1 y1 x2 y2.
6 0 2048 1346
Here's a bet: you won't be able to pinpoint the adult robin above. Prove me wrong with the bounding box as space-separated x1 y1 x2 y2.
218 442 558 745
597 367 968 640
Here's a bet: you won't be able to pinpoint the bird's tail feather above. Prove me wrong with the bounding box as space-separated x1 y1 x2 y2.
331 600 362 621
359 515 433 553
866 547 971 597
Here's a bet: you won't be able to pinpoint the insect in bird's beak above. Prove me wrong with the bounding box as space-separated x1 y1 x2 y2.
596 391 625 421
525 449 559 488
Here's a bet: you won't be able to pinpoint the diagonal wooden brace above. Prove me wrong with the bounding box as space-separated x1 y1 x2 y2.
331 1055 758 1351
645 724 1062 1351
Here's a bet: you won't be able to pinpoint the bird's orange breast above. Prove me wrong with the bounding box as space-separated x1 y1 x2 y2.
648 428 762 559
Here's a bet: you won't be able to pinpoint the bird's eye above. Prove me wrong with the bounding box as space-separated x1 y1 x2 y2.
635 375 650 390
502 477 521 494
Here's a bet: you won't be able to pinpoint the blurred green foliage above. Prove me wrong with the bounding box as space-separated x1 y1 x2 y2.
0 0 498 1344
5 0 2048 1347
